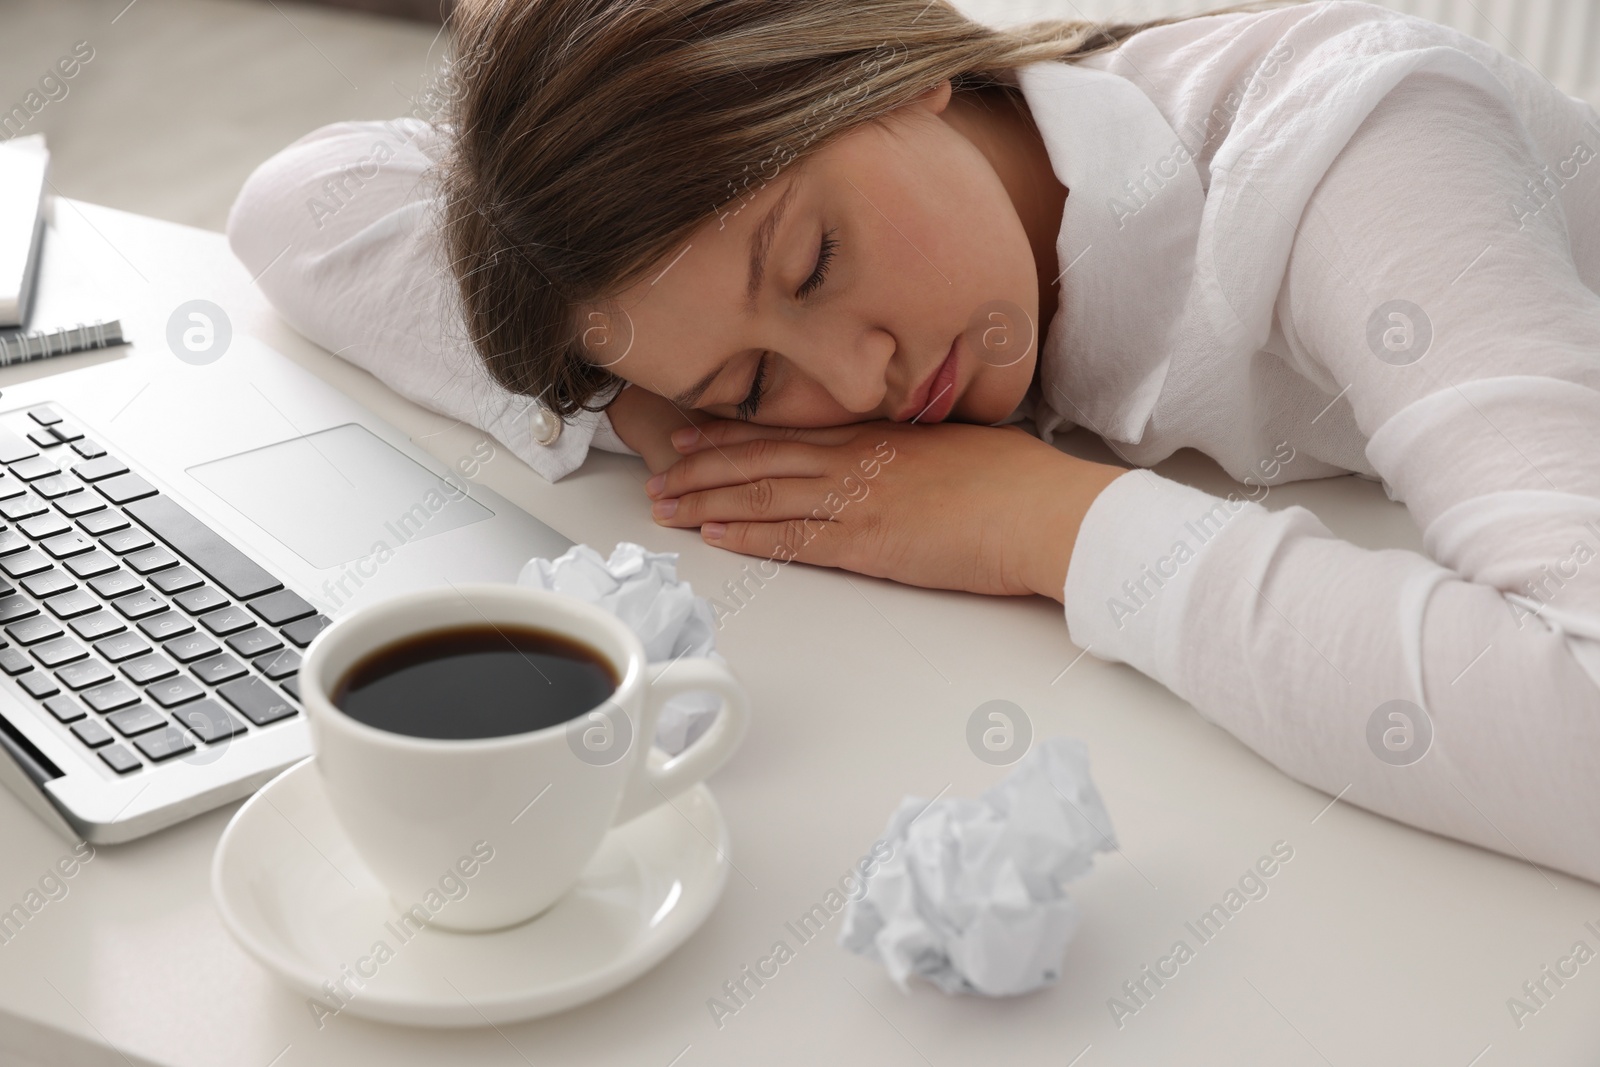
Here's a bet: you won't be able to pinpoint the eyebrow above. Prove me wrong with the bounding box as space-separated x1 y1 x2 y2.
669 178 801 410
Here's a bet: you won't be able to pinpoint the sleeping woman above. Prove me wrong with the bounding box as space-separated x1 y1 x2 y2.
228 0 1600 883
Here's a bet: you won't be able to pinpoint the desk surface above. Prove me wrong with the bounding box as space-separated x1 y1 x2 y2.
0 200 1595 1067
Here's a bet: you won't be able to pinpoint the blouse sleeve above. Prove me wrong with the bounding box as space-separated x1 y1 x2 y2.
1061 71 1600 882
225 118 639 481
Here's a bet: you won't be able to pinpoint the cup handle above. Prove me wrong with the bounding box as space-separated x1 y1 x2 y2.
611 657 749 825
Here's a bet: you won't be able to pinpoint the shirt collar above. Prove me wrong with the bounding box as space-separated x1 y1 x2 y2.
1009 60 1205 445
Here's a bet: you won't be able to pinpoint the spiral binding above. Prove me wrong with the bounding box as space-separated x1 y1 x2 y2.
0 319 124 366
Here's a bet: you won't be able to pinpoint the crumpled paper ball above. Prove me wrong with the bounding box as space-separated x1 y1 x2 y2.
517 542 725 755
838 737 1116 996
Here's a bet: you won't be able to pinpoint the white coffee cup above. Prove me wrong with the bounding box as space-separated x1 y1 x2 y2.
297 582 749 932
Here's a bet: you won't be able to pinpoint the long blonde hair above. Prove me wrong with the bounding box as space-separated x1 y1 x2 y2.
439 0 1289 419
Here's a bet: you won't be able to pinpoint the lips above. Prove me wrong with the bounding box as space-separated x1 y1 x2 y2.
896 337 960 423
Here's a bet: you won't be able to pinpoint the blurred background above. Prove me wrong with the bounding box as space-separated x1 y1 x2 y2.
5 0 1597 233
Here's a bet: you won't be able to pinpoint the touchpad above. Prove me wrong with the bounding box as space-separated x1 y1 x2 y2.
187 423 492 569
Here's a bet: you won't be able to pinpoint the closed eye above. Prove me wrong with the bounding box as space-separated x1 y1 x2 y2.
732 228 837 419
798 228 838 299
735 353 769 420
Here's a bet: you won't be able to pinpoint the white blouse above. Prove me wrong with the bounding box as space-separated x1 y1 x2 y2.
226 0 1600 882
1033 0 1600 884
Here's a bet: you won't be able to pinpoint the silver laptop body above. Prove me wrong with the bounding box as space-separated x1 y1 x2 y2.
0 335 574 843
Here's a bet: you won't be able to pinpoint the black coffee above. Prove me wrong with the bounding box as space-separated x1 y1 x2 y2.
332 624 619 741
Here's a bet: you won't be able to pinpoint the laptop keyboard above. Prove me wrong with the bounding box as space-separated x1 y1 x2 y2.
0 403 329 775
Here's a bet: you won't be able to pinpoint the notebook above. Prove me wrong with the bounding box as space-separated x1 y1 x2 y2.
0 135 49 329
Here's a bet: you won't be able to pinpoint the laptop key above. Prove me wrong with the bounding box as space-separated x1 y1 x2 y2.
108 704 166 737
43 695 85 723
32 637 86 668
25 428 56 450
247 589 316 627
71 718 113 748
19 512 70 539
112 591 166 619
82 679 140 713
26 407 62 427
65 551 118 579
48 423 85 444
78 509 128 535
101 528 154 555
200 605 254 636
21 570 76 598
95 632 150 662
190 653 247 686
1 550 52 578
0 595 37 623
72 456 129 482
95 473 158 505
0 428 36 465
150 566 202 595
71 438 107 460
0 529 27 555
55 491 104 518
6 616 62 644
124 547 178 574
280 676 301 701
57 659 114 690
123 496 283 601
18 672 59 699
41 531 96 559
46 589 99 619
0 648 30 674
98 744 141 774
0 475 22 501
30 474 78 499
90 571 143 600
134 725 194 762
10 456 58 481
282 614 332 648
70 611 125 641
218 677 298 726
147 675 203 708
120 652 176 685
163 633 219 663
253 647 301 680
173 584 228 614
137 611 194 641
0 495 46 521
174 699 246 744
226 627 282 660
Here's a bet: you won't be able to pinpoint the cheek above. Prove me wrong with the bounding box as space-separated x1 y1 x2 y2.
957 352 1036 424
758 377 868 427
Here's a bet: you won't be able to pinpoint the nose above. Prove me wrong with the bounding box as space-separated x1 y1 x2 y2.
791 320 895 416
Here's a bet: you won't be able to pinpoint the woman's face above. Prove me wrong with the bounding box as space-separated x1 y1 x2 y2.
586 79 1044 428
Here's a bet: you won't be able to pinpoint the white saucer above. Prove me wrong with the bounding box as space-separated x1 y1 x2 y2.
211 758 730 1027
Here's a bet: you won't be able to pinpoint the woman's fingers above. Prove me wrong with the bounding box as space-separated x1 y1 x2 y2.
651 471 838 530
701 516 850 569
648 436 833 500
671 419 863 454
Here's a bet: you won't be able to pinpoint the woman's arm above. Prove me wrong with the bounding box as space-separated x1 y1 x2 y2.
1067 70 1600 881
226 119 629 482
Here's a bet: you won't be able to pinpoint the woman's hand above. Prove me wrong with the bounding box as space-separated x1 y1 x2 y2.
604 384 722 474
643 419 1126 601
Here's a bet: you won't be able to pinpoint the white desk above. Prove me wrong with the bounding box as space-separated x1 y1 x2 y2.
0 200 1596 1067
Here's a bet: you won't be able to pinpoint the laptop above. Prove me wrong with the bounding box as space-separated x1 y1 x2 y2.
0 334 574 844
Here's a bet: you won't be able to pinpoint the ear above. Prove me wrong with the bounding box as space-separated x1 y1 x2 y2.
912 78 954 115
